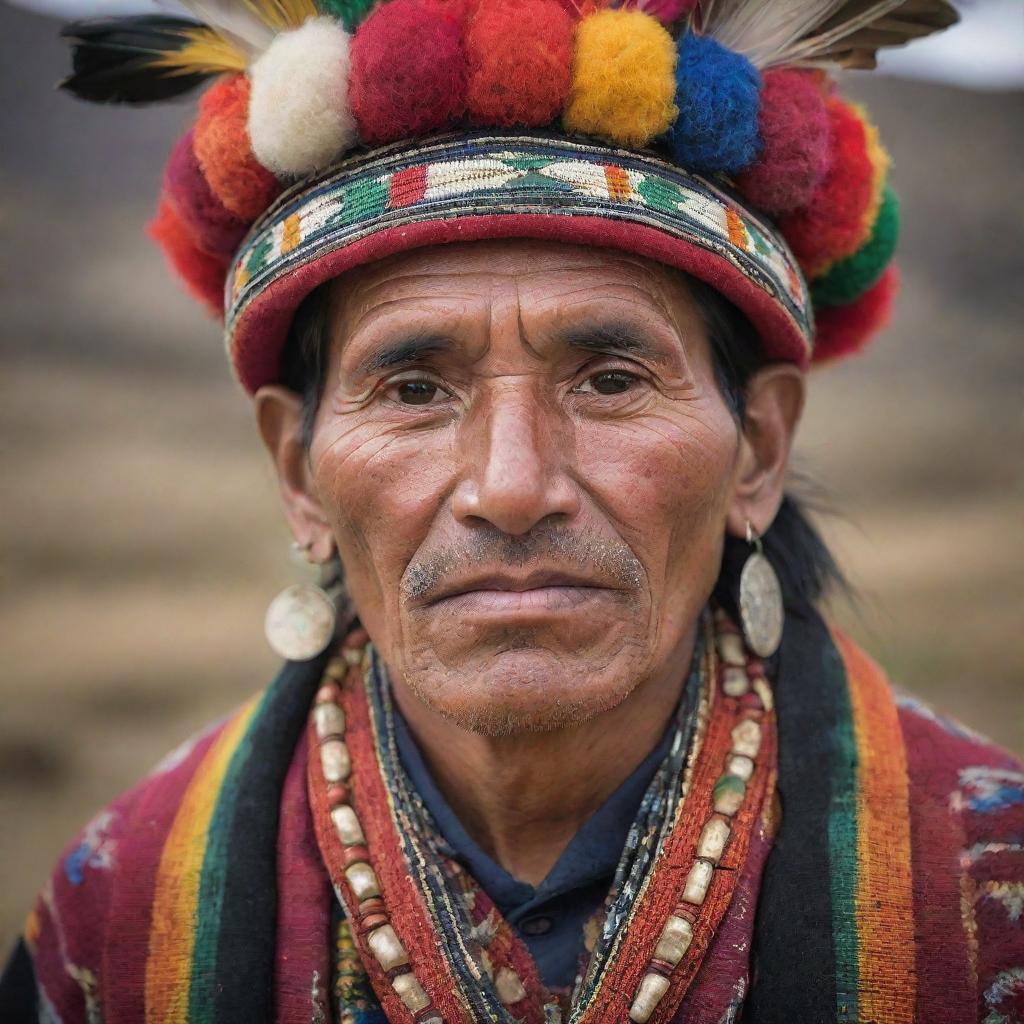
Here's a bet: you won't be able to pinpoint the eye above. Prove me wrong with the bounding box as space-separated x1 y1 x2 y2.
578 370 643 396
385 378 449 406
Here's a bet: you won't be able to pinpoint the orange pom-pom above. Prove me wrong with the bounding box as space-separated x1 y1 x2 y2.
777 95 874 278
812 265 899 363
465 0 574 127
193 74 281 222
147 196 230 317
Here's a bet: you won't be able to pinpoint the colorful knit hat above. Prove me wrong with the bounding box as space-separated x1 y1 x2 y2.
59 0 956 393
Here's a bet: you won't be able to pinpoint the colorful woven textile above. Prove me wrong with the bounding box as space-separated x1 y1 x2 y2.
226 132 811 393
10 654 333 1023
748 610 1024 1023
3 608 1022 1022
304 614 779 1023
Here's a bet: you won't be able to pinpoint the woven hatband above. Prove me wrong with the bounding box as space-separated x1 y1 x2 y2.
225 132 813 393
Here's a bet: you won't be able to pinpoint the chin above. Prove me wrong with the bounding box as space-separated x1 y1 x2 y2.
398 643 645 738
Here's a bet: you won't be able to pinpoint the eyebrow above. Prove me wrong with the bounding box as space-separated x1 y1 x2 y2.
351 321 669 377
560 321 668 363
352 334 454 377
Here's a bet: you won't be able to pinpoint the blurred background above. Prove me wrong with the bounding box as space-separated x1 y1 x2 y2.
1 0 1021 949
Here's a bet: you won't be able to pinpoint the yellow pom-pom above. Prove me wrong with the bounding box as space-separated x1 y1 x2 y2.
564 10 677 149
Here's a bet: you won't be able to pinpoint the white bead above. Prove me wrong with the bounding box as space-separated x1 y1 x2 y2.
314 702 346 740
495 966 527 1005
726 754 755 781
367 924 409 972
716 632 746 667
682 859 714 905
320 739 351 782
653 915 694 966
331 805 366 847
629 972 671 1023
392 971 431 1013
697 817 731 862
731 719 762 759
722 666 749 697
344 862 380 900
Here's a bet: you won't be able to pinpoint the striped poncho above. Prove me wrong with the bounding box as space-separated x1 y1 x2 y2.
2 606 1022 1022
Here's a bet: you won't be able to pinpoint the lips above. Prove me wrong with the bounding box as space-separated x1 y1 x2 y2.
425 569 613 607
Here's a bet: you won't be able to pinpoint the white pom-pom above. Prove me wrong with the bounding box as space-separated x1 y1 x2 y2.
248 17 357 178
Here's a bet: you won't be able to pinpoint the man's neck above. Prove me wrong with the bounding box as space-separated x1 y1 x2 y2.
390 627 697 886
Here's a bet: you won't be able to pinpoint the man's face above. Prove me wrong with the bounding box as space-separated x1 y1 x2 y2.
307 240 742 734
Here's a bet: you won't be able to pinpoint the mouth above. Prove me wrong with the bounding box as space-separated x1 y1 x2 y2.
419 571 622 618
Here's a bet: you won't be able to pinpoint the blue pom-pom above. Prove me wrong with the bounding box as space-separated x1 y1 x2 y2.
671 33 761 176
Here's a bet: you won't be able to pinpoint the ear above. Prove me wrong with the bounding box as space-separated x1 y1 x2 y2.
254 385 335 563
726 364 806 540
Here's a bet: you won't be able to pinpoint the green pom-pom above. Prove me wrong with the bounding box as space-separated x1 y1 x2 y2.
319 0 375 31
812 185 900 308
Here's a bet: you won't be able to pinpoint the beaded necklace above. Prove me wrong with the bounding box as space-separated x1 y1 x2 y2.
306 608 777 1024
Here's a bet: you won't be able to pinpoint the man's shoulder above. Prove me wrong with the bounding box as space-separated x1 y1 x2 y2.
18 700 262 1020
891 685 1024 1016
894 688 1022 780
808 626 1023 1016
59 704 251 876
829 625 1021 779
891 685 1023 865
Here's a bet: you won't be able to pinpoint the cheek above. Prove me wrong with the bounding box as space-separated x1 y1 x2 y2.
577 404 738 576
310 418 456 609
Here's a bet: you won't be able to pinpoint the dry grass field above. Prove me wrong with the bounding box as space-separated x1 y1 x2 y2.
1 6 1021 949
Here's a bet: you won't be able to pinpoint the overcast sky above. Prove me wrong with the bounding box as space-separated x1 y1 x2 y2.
8 0 1023 90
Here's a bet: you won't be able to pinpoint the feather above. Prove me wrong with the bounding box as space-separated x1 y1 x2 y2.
790 0 960 67
59 16 243 104
163 0 274 54
696 0 958 69
168 0 320 56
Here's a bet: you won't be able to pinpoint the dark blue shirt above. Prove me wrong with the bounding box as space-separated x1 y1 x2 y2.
393 710 675 991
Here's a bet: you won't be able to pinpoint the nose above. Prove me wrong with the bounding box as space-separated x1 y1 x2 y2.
452 385 580 537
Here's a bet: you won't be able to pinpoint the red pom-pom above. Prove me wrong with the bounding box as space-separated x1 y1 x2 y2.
641 0 699 25
431 0 480 24
164 129 248 257
777 95 873 277
812 265 899 363
193 74 281 222
735 69 830 216
350 0 468 145
147 196 230 317
465 0 573 127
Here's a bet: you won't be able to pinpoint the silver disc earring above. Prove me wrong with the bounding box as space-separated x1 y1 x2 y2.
738 520 784 658
264 541 340 662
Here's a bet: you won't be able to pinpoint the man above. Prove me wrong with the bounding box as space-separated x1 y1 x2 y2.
3 0 1022 1021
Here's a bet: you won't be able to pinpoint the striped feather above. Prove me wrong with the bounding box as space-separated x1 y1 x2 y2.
59 16 236 104
173 0 319 51
697 0 959 69
151 27 248 76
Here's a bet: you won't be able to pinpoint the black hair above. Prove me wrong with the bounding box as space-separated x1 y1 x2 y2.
278 270 843 612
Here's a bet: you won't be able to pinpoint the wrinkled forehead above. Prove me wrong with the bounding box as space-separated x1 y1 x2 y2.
323 239 709 355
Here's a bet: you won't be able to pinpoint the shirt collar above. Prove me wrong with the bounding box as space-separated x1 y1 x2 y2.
392 699 677 915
